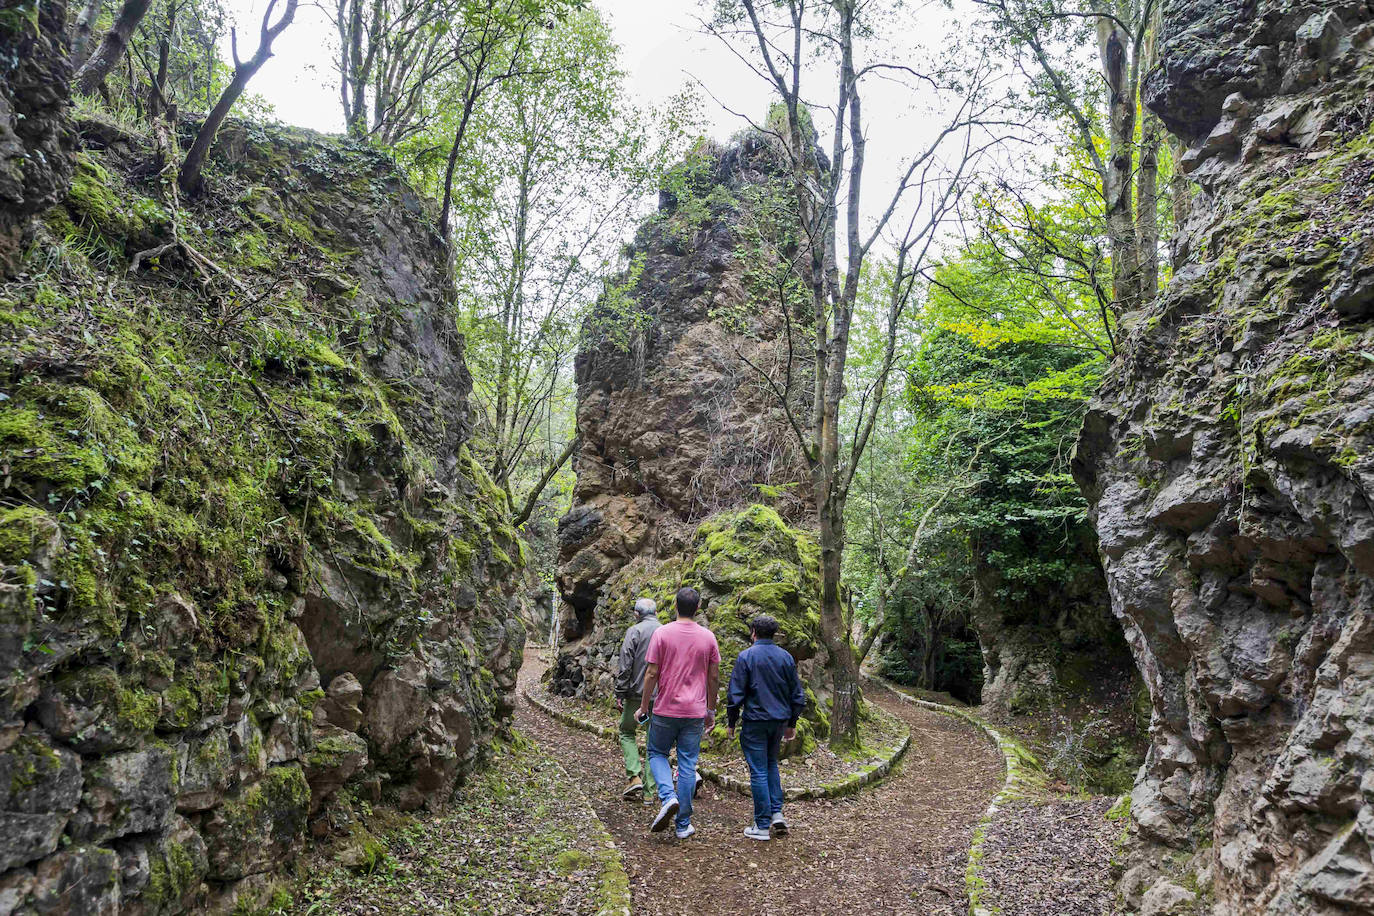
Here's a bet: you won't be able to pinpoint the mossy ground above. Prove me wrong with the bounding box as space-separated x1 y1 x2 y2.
286 734 629 915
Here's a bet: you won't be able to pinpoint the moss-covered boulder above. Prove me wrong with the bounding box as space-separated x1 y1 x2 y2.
549 504 829 748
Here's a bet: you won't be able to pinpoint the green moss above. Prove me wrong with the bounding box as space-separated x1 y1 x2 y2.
307 733 361 771
553 848 592 875
160 684 199 730
0 506 55 563
144 837 198 907
7 735 63 795
116 686 160 734
64 153 168 249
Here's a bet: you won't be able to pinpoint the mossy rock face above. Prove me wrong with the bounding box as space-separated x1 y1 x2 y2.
1 120 530 906
203 764 310 880
686 505 821 668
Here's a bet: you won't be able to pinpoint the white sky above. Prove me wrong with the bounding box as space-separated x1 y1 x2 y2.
226 0 994 241
235 1 773 137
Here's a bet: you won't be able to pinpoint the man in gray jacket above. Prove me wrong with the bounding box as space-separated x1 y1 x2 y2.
616 597 660 801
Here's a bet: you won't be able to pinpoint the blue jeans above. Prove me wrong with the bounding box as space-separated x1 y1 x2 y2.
647 714 704 830
740 720 785 830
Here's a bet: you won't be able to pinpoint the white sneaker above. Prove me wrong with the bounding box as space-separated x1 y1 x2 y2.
744 825 771 841
694 772 704 799
676 823 696 840
651 797 679 833
770 812 788 835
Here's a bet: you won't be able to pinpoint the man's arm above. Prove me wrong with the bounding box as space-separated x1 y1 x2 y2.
636 663 659 720
785 660 807 741
726 653 749 735
704 657 720 730
614 628 639 704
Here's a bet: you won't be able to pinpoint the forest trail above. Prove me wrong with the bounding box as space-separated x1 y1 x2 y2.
517 651 1004 916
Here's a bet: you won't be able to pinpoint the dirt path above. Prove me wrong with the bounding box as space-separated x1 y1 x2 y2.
517 651 1004 915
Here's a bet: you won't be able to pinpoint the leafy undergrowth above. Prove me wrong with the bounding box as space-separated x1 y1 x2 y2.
288 734 629 915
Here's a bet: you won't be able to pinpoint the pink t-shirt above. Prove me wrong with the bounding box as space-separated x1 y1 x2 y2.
645 618 721 718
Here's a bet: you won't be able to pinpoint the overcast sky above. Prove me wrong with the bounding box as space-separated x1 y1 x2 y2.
229 1 773 136
223 0 992 240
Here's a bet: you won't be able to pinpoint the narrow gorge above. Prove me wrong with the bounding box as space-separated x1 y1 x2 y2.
1 0 1372 913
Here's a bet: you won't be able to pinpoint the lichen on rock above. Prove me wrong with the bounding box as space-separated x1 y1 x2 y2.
1073 2 1374 910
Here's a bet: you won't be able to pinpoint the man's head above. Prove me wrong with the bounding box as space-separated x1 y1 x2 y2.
634 597 657 620
749 615 779 642
675 586 701 618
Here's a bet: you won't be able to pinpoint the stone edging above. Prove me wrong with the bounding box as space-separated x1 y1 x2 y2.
537 725 632 915
866 676 1043 916
523 685 911 802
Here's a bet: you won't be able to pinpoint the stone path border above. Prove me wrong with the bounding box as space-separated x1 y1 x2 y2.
560 757 633 916
866 676 1044 916
523 685 912 802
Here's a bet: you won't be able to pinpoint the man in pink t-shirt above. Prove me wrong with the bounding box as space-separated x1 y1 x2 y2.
635 586 720 838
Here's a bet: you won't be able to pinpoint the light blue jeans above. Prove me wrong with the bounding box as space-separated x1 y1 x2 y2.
647 714 704 831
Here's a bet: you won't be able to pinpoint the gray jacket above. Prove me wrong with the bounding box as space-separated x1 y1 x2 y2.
615 617 661 699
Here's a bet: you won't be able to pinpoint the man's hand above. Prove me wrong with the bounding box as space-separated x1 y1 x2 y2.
704 709 716 731
615 696 623 710
783 726 796 743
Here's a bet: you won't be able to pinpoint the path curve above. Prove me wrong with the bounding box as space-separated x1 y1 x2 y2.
517 652 1003 916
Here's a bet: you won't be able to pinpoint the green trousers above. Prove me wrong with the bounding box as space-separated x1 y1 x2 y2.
619 695 656 794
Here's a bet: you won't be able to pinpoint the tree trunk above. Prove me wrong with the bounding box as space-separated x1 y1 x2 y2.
1098 20 1139 312
818 494 861 747
1137 111 1161 306
179 70 247 195
1168 135 1191 266
180 0 297 195
73 0 152 96
70 0 105 67
512 435 578 528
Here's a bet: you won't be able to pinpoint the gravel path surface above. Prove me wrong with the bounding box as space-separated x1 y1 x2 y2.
519 651 1003 915
979 795 1122 916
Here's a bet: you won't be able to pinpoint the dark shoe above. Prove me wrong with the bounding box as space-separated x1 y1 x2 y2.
651 797 680 832
623 777 643 800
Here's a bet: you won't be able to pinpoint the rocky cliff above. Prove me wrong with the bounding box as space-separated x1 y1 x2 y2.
0 0 76 274
0 39 525 913
549 133 827 739
1073 2 1374 912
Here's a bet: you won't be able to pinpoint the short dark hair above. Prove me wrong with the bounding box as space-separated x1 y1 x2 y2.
749 615 779 640
675 586 701 617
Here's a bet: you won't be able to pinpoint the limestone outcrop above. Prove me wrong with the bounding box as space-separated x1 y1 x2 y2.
0 66 525 913
1073 2 1374 911
552 132 816 701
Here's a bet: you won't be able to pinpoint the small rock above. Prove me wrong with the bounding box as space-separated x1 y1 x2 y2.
1140 880 1197 916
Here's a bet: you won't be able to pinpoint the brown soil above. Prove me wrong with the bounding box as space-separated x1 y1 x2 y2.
979 796 1123 916
518 650 1004 915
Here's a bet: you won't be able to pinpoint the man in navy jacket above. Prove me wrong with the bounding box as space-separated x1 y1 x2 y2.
725 614 808 841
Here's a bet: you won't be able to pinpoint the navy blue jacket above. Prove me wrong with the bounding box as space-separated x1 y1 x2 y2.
726 639 807 728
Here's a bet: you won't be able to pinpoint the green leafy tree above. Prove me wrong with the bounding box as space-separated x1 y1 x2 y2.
433 9 697 529
708 0 1007 748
